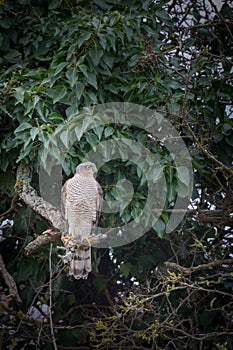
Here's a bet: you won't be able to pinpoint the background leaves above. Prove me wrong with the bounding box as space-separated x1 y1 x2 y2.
0 0 233 349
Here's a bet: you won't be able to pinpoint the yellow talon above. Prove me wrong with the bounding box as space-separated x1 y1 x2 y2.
62 234 91 247
62 234 75 245
82 236 91 247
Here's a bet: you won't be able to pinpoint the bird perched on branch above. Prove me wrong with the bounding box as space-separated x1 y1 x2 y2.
61 162 103 279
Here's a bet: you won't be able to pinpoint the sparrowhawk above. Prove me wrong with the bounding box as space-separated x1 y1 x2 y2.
61 162 103 279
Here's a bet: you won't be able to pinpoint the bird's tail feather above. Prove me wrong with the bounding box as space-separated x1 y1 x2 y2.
69 246 91 279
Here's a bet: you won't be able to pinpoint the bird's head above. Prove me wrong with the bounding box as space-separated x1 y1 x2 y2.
75 162 97 177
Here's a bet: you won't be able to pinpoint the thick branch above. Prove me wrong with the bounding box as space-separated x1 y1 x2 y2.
24 229 107 255
15 164 66 232
24 229 62 255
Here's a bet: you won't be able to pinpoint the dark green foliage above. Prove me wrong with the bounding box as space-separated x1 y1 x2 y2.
0 0 233 349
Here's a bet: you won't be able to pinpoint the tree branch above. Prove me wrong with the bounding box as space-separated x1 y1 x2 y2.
208 0 233 42
153 208 233 225
165 258 233 275
24 229 62 255
0 254 22 304
15 164 66 232
49 243 58 350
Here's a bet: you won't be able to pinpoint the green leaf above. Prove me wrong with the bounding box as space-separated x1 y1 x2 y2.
104 126 114 137
121 208 131 223
48 112 64 122
92 277 108 293
105 84 119 94
167 182 177 202
153 219 165 238
79 64 89 78
52 87 67 103
76 32 92 48
30 127 39 141
75 124 84 141
120 263 133 277
4 49 21 62
222 123 232 136
48 0 62 10
123 24 133 41
0 155 9 172
89 44 103 66
60 129 69 148
131 207 142 220
98 34 107 49
93 125 104 140
85 133 98 148
75 82 85 100
66 68 77 87
106 29 116 51
32 95 40 108
17 142 33 163
0 18 11 29
153 166 163 182
15 122 32 133
87 71 97 89
155 9 172 22
177 182 190 198
35 101 49 121
176 166 190 186
54 62 68 76
25 99 34 115
102 53 113 69
16 258 37 281
0 170 15 195
14 87 24 104
226 135 233 146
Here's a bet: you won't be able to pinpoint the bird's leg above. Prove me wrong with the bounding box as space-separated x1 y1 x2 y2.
57 244 75 264
81 237 92 247
59 234 77 264
61 234 76 245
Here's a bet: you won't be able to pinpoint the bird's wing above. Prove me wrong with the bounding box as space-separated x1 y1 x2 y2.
95 180 103 226
61 179 69 220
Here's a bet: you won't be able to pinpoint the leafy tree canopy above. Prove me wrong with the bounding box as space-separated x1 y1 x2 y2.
0 0 233 349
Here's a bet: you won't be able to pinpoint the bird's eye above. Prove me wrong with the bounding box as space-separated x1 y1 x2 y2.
86 165 91 169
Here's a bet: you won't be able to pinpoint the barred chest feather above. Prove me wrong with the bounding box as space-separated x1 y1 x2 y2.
67 175 97 212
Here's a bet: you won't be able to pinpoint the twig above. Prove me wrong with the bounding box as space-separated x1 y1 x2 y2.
179 19 233 32
49 243 58 350
185 120 233 175
181 61 233 176
0 193 18 217
208 0 233 42
165 258 233 275
152 208 224 214
152 208 233 225
164 325 233 342
0 254 22 304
